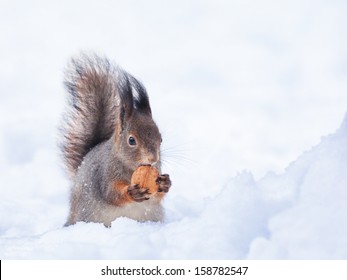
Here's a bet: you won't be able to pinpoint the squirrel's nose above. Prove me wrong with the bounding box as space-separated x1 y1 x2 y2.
141 158 158 166
141 151 160 166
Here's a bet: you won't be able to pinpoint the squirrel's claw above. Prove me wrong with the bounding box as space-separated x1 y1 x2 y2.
127 184 151 202
156 174 171 193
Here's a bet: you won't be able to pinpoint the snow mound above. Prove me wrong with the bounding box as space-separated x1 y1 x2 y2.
248 114 347 259
1 115 347 259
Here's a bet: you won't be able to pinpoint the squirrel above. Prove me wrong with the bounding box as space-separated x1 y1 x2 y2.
60 53 171 227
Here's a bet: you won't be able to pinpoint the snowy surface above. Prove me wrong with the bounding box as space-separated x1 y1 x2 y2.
1 0 347 259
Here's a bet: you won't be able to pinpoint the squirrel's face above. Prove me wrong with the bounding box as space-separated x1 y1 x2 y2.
117 112 162 171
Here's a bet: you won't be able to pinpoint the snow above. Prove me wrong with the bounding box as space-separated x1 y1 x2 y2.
1 0 347 259
1 118 347 259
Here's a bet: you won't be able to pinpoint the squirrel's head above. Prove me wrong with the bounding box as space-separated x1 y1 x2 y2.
114 72 162 171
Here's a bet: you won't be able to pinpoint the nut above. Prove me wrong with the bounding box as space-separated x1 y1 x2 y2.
131 165 159 194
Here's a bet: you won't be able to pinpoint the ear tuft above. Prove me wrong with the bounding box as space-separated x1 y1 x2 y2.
129 74 152 116
117 71 135 131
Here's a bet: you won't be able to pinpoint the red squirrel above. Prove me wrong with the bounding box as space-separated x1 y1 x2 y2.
61 53 171 227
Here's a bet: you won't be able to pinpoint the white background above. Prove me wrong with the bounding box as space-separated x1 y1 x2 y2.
0 0 347 259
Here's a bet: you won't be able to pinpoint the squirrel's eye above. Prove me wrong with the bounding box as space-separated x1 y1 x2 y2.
160 137 163 143
128 136 136 146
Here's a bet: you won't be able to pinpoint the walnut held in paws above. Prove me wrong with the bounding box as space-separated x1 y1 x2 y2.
131 165 160 194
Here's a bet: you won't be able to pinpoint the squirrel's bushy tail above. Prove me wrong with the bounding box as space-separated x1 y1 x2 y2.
60 53 151 177
60 54 119 176
60 53 151 176
61 54 151 176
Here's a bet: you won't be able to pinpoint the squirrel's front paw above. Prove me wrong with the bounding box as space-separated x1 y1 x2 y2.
156 174 171 193
127 184 151 202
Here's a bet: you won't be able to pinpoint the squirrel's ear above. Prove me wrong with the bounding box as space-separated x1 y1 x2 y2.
117 72 134 134
129 75 152 116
